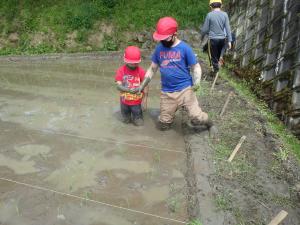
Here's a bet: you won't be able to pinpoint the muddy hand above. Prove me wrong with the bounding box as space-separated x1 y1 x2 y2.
137 87 144 94
128 88 139 94
116 83 138 94
138 76 151 94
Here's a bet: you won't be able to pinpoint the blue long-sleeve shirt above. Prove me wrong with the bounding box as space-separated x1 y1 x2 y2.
201 10 232 42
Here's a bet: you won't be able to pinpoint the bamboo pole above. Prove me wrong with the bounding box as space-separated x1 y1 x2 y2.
143 87 149 112
228 136 246 162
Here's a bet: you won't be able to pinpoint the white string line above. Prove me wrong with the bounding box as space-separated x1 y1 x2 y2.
0 177 187 224
34 128 185 154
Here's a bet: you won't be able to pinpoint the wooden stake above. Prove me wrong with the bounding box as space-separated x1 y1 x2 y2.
142 94 148 112
210 72 219 93
220 91 234 117
267 210 288 225
228 136 246 162
142 87 149 112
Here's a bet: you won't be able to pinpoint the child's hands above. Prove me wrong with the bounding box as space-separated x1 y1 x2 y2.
128 88 139 94
137 87 142 94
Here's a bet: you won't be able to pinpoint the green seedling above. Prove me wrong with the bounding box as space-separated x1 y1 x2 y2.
187 219 203 225
273 147 289 161
153 151 161 165
214 192 233 211
167 195 181 213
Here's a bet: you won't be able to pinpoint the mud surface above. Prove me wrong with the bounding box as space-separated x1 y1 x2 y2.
0 55 188 225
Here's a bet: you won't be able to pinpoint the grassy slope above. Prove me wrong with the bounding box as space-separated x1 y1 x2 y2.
195 51 300 224
0 0 208 55
196 50 300 160
220 67 300 160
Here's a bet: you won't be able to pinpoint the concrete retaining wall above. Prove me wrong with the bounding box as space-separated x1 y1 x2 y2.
227 0 300 137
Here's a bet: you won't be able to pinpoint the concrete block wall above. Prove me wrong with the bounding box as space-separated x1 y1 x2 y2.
227 0 300 137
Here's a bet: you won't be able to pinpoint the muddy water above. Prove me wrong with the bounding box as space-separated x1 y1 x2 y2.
0 57 184 151
0 55 188 224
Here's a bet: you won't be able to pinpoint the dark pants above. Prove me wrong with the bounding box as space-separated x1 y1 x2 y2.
220 39 228 59
209 38 226 72
120 102 143 122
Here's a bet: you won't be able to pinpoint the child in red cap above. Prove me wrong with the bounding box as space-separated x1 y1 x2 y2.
115 46 147 126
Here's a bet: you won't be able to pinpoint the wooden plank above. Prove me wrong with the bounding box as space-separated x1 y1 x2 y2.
220 91 234 117
210 72 219 93
228 136 247 162
267 210 288 225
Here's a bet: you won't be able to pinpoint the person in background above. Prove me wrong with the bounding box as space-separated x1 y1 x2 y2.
200 0 232 73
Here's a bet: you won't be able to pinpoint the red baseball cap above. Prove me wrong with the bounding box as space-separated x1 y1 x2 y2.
153 17 178 41
124 46 141 64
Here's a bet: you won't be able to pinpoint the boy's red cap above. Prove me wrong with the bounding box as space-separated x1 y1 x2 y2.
153 17 178 41
124 46 141 64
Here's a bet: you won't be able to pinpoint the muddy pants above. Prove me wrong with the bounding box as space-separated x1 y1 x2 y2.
121 102 143 122
159 87 208 124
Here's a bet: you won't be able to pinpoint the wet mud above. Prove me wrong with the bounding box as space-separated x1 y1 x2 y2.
0 53 299 225
0 54 188 225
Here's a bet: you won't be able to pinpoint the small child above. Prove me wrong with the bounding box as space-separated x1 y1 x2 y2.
115 46 147 126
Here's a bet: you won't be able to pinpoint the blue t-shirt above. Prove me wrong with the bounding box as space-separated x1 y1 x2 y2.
152 41 197 92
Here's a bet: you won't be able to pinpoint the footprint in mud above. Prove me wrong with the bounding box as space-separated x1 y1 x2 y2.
128 182 146 190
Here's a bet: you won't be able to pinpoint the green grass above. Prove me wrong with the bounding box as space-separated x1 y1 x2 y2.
187 219 203 225
214 191 233 211
213 140 255 182
273 147 289 161
270 193 295 208
113 0 208 31
0 0 209 54
197 80 211 97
